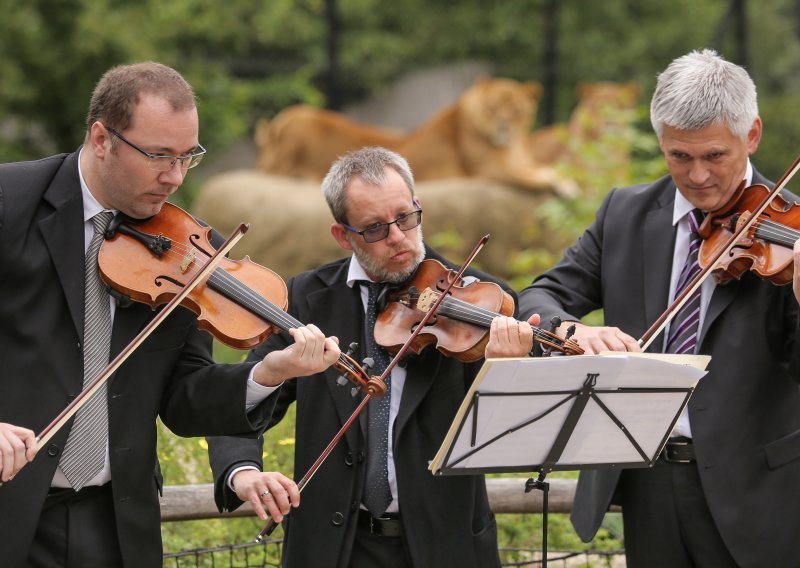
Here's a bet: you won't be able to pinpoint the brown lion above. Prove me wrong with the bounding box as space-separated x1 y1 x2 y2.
254 106 405 179
255 76 578 196
528 82 640 169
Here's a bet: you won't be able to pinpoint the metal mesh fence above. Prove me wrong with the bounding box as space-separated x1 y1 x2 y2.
163 540 625 567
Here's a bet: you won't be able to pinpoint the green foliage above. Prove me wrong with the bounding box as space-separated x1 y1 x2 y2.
4 0 800 181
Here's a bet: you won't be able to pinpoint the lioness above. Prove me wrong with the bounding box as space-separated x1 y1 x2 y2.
528 82 640 166
255 106 405 178
255 76 577 196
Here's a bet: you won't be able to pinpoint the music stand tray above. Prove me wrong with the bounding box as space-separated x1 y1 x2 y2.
429 353 709 565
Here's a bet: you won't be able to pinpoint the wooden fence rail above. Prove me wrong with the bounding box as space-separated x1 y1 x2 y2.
160 477 589 522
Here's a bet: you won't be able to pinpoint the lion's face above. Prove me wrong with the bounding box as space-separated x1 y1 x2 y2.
458 77 542 147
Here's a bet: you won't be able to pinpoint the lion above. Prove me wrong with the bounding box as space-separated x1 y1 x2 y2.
527 82 640 176
255 106 405 179
255 76 578 196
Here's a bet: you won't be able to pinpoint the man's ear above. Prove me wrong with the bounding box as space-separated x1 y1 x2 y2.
331 223 353 251
89 121 112 158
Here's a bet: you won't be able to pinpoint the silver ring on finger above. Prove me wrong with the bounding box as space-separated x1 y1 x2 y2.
260 490 270 498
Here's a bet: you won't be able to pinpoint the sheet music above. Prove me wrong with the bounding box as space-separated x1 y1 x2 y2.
429 353 708 474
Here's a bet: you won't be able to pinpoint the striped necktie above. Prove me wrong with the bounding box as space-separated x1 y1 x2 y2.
665 208 704 354
60 211 114 490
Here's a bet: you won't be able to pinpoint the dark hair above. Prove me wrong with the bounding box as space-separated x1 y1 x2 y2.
85 61 196 136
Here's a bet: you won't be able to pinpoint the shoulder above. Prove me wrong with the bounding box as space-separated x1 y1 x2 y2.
588 175 675 226
0 153 74 238
287 256 350 291
0 153 70 190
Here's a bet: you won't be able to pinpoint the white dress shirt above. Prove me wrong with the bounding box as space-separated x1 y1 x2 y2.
666 161 753 438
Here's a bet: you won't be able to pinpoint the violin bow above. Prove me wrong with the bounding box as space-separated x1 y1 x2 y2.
639 154 800 351
255 235 491 541
34 221 250 449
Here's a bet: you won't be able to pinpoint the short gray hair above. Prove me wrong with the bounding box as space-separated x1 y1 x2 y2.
321 147 415 224
650 49 758 140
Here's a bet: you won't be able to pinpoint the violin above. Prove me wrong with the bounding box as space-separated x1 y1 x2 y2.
698 182 800 285
639 155 800 350
374 259 584 359
98 202 379 394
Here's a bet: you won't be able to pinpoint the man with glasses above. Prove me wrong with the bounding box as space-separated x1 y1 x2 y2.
207 146 539 568
0 61 339 567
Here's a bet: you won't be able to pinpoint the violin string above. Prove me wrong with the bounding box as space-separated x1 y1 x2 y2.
145 237 575 357
415 291 567 347
131 237 361 376
133 237 301 330
749 218 800 247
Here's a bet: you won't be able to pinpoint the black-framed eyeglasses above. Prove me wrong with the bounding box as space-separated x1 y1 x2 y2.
105 126 206 171
341 209 423 243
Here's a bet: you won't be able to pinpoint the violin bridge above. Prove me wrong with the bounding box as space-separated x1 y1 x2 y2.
416 288 439 312
734 211 752 233
180 249 196 273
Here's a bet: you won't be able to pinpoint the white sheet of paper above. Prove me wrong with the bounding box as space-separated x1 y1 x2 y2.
429 353 708 474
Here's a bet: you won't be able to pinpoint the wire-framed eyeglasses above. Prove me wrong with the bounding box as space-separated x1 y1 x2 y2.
341 209 423 243
105 126 206 171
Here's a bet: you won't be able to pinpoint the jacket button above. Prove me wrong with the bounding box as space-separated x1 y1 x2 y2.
345 452 354 467
356 452 365 463
46 444 60 457
331 512 344 526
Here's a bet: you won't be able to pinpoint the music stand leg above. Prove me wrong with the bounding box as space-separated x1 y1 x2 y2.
525 471 549 568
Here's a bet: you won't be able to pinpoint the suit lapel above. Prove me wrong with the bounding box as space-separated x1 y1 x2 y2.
393 352 439 439
307 268 367 448
698 170 771 346
39 153 86 343
643 189 677 350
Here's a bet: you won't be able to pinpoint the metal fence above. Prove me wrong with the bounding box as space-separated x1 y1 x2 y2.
163 540 625 567
160 479 625 567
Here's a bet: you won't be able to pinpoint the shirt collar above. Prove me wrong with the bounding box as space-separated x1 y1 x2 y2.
671 160 753 226
345 255 374 288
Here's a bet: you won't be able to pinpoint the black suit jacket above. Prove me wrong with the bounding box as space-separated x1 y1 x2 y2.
518 171 800 568
0 151 272 567
208 247 513 568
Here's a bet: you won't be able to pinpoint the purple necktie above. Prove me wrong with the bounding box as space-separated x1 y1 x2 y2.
666 209 704 354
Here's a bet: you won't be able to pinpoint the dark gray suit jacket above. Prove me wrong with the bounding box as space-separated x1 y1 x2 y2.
0 151 272 567
518 171 800 568
208 247 512 568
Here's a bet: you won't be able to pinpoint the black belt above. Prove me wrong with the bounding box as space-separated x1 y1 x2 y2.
357 509 403 537
662 437 696 463
46 483 110 504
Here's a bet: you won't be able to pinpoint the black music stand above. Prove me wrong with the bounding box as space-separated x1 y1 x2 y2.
429 353 709 567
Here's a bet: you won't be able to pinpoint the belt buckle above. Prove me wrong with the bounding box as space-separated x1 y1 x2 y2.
369 515 379 535
664 440 692 463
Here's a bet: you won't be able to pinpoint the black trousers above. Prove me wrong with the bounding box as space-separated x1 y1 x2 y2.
29 483 123 568
619 459 738 568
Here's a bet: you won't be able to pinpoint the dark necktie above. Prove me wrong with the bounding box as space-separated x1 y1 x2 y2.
60 211 114 490
666 208 704 354
362 282 393 517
